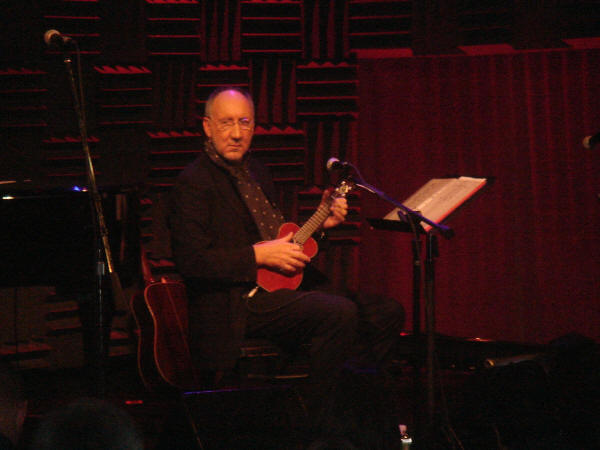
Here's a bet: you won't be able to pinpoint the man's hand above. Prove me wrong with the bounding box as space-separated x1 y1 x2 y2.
322 189 348 230
253 232 310 275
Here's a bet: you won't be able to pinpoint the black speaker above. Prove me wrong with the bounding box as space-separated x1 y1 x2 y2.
171 385 307 450
451 335 599 449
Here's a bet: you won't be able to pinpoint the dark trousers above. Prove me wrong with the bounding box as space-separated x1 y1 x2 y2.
246 290 357 383
244 288 405 434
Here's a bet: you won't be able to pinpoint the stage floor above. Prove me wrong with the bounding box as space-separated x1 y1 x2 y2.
14 335 599 449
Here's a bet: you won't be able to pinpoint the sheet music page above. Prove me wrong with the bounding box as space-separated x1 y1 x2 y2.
384 176 486 230
403 179 455 212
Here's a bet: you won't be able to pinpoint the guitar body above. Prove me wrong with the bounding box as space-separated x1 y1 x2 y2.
256 222 319 292
130 290 164 391
131 281 198 390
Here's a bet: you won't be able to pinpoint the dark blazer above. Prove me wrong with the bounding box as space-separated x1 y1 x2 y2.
168 151 277 371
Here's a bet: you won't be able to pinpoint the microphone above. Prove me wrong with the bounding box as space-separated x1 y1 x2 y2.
326 157 350 171
582 131 600 150
44 29 73 48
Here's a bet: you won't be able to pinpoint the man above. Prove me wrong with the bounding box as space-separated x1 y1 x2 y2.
169 87 403 436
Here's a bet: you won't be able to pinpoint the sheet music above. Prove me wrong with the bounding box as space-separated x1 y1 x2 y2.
384 176 487 231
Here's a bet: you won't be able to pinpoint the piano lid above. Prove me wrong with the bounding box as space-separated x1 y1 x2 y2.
0 185 139 289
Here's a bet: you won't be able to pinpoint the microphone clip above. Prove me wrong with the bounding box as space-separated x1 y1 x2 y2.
44 29 74 51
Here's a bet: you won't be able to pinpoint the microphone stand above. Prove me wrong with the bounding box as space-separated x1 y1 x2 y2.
347 166 453 447
60 43 126 397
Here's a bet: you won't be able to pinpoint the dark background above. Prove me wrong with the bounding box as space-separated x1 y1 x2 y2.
1 1 598 358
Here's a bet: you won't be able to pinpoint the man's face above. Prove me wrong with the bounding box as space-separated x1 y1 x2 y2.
203 90 255 163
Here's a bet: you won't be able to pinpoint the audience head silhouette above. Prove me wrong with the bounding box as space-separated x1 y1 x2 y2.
0 363 27 449
31 397 143 450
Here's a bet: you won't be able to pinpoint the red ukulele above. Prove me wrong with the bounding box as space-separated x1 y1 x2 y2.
255 180 354 292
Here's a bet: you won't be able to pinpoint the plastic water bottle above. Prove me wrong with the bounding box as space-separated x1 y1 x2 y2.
399 424 413 449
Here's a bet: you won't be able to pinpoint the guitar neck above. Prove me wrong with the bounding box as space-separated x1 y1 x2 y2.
293 195 336 245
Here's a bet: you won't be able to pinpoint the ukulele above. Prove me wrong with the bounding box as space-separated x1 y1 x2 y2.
255 180 354 292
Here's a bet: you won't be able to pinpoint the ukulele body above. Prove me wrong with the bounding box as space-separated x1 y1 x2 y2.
256 222 319 292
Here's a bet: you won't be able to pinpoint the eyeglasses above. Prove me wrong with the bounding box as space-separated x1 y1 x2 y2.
208 117 254 131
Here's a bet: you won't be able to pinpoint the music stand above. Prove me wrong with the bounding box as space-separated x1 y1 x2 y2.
366 176 490 446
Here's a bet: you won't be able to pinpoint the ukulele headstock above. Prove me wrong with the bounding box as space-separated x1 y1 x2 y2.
333 179 355 199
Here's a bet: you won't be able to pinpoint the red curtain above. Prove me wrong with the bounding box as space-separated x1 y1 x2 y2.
357 48 600 344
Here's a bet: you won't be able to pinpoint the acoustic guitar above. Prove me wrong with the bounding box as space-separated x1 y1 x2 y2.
130 279 198 390
256 180 354 292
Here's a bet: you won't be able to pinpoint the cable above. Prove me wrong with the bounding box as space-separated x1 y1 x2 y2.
435 351 465 450
13 286 20 369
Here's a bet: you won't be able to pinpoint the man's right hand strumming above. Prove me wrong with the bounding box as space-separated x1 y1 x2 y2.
253 232 311 275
